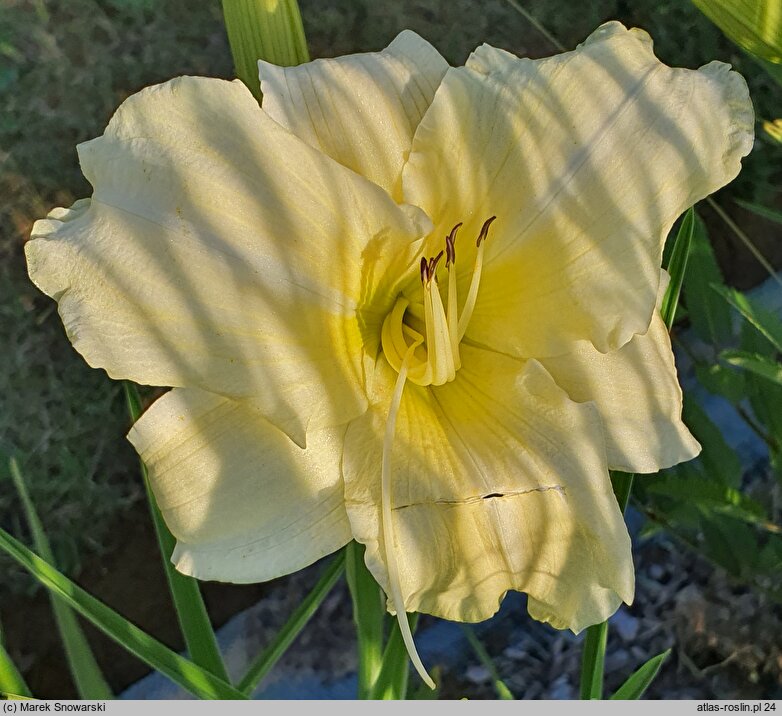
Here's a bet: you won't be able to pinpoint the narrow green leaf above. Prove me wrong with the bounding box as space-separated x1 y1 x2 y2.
610 471 636 514
460 625 514 700
692 0 782 63
699 512 761 578
221 0 309 101
123 384 229 682
713 285 782 353
345 540 386 698
645 472 771 529
238 551 345 695
741 324 782 452
369 613 419 700
722 350 782 386
0 624 31 699
0 527 246 700
682 213 733 346
735 199 782 226
682 394 743 487
579 621 608 699
611 649 670 699
661 208 695 330
694 362 746 404
8 458 112 699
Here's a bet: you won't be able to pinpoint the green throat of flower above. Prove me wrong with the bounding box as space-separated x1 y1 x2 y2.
378 216 496 689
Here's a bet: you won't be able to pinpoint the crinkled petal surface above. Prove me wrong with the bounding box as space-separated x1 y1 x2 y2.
259 30 448 199
343 347 634 632
128 388 351 582
541 278 700 473
25 77 431 444
403 21 753 358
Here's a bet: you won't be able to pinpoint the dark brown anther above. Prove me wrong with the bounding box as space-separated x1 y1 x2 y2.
428 250 444 282
420 256 429 284
445 222 462 268
476 215 497 247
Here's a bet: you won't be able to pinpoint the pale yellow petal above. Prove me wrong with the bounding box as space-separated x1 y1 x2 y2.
402 21 753 358
26 77 430 444
128 388 351 582
540 280 700 473
343 347 633 632
260 30 448 199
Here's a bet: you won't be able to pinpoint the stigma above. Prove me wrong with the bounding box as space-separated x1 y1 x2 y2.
381 216 496 386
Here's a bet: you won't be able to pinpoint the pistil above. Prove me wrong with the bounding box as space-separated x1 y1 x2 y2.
377 216 496 689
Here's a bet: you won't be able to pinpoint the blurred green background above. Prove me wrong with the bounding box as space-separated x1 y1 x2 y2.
1 0 781 699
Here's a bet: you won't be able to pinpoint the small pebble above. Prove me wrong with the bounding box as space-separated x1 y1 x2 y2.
503 646 527 660
612 609 640 642
549 675 573 700
465 665 491 684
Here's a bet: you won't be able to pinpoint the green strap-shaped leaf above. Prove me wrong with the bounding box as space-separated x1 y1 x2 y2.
124 384 228 682
345 541 386 698
682 212 734 346
222 0 309 101
0 527 246 700
9 458 112 699
735 199 782 226
611 650 671 699
368 613 420 700
237 551 346 695
0 623 31 699
579 620 608 699
692 0 782 64
661 208 695 330
713 285 782 353
722 350 782 386
460 625 514 700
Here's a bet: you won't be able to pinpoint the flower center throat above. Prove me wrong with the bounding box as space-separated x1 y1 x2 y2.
380 216 496 386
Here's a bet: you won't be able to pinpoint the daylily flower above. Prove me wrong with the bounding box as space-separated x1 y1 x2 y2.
27 23 752 686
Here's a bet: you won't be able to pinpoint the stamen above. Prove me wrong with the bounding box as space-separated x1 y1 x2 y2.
427 250 444 283
457 216 496 340
423 268 456 385
381 342 435 690
444 222 461 268
445 224 461 369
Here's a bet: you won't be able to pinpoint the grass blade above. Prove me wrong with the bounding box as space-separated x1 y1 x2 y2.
0 527 246 700
345 540 386 698
661 207 695 330
8 457 112 699
706 197 782 290
712 286 782 353
579 620 608 699
721 350 782 386
124 384 228 682
461 625 514 700
237 550 346 695
368 613 418 700
735 199 782 226
221 0 309 101
0 623 31 699
611 649 670 699
692 0 782 64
